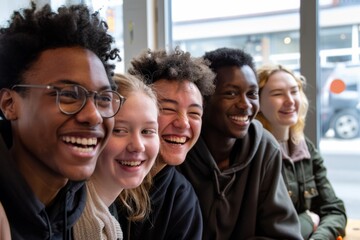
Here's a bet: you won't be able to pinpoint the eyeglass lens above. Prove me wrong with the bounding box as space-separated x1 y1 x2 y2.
58 85 122 118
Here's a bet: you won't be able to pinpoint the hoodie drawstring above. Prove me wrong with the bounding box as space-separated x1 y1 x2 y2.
63 185 70 240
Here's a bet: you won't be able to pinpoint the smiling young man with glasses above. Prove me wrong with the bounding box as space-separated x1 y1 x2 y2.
0 3 121 240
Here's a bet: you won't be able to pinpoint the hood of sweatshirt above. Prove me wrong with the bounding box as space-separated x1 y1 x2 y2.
187 120 264 174
0 135 86 240
181 120 266 199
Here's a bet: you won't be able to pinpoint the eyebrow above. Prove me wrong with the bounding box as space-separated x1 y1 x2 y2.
54 79 112 91
269 85 298 93
115 119 158 125
226 83 259 90
159 98 203 110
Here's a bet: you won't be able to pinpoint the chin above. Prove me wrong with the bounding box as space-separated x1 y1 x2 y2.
231 128 248 139
123 183 141 189
66 168 95 182
165 157 186 166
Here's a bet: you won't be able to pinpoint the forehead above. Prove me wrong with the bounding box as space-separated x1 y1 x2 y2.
153 79 203 105
115 91 158 120
216 65 257 88
266 71 298 89
23 47 110 89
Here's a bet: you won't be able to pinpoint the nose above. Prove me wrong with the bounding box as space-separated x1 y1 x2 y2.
173 112 190 129
75 98 103 126
127 133 145 152
284 93 295 105
235 95 252 110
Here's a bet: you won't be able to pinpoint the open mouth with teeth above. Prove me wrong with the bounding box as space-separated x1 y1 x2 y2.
116 159 143 167
62 136 98 153
163 136 187 145
280 110 295 114
229 115 249 122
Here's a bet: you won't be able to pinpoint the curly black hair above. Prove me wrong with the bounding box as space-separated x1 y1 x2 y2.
0 2 120 90
128 47 215 97
204 47 256 77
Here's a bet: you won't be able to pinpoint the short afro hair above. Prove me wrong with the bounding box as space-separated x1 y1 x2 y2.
128 47 215 97
204 47 256 76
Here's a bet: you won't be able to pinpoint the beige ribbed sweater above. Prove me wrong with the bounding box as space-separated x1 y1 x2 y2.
73 181 123 240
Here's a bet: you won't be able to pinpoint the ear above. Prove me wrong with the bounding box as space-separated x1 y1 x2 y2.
0 89 18 120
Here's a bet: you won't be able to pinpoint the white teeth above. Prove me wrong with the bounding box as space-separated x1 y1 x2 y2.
62 136 98 146
73 146 95 153
119 160 141 167
163 136 186 144
230 115 249 122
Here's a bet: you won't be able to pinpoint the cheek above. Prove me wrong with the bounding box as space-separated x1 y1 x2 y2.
146 138 160 160
96 154 113 175
157 115 171 133
260 102 274 120
104 118 114 135
251 99 260 113
189 119 202 136
102 137 125 158
295 97 301 111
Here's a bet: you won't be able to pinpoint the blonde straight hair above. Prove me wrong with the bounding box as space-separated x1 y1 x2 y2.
114 73 159 221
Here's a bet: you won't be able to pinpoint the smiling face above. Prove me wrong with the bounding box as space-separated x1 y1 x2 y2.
94 91 159 197
2 47 114 183
152 79 203 169
259 71 301 131
203 65 259 139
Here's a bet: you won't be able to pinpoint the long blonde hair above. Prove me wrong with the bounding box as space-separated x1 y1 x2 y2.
256 64 309 144
114 73 158 221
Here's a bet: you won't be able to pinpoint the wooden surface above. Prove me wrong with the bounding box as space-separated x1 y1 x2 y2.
344 219 360 240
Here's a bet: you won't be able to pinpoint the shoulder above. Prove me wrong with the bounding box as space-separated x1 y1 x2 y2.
251 120 281 155
152 166 198 201
304 136 316 150
170 168 198 197
251 120 279 148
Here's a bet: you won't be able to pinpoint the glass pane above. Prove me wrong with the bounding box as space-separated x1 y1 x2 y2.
171 0 300 69
319 0 360 220
90 0 125 73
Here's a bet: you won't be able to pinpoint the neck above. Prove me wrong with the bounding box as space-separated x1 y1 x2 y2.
152 157 167 176
91 175 122 207
13 151 68 206
202 127 236 169
271 125 290 142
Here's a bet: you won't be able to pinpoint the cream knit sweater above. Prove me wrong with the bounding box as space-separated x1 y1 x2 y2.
73 181 123 240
